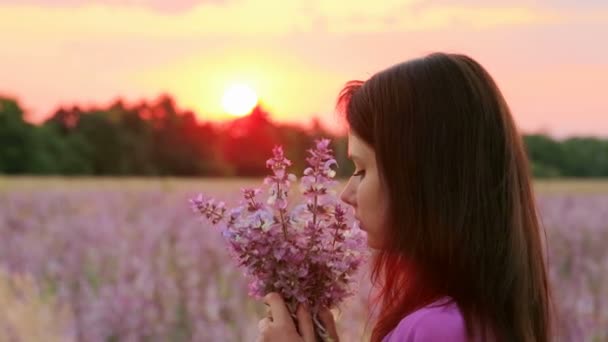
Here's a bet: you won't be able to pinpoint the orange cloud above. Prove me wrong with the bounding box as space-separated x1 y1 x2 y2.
0 0 228 13
0 0 565 44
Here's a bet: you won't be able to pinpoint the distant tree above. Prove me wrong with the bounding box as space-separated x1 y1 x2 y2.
2 93 606 178
221 105 283 176
560 137 608 177
523 135 565 178
72 111 131 174
0 97 34 173
146 95 219 175
112 102 157 175
45 105 83 134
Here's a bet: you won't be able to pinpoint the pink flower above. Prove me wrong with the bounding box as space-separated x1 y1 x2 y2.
190 138 368 340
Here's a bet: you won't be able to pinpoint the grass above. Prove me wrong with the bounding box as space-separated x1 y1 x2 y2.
2 176 608 194
533 179 608 194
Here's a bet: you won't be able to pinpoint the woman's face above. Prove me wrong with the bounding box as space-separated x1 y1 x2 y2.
340 133 389 249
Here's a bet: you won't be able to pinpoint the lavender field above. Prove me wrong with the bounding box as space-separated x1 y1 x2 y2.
1 177 607 341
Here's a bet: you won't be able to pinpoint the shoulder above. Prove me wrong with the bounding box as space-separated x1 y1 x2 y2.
383 297 468 342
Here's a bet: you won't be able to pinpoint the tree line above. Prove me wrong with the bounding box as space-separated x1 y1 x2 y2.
0 95 606 178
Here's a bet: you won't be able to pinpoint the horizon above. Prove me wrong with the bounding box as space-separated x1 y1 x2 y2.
9 92 608 140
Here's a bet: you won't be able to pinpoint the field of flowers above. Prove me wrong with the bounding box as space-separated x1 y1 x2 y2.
1 177 607 341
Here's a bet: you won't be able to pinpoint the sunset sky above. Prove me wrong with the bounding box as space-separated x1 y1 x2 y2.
1 0 607 137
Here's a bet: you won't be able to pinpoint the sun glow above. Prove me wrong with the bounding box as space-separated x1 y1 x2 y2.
221 83 258 117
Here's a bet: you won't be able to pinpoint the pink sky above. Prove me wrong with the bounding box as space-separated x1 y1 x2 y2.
1 0 607 137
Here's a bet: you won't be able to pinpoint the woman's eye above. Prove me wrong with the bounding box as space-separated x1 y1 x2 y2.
352 170 366 178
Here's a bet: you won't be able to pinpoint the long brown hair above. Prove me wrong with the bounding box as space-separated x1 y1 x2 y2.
337 53 554 341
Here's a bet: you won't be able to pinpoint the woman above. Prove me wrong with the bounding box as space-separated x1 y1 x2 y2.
257 53 554 341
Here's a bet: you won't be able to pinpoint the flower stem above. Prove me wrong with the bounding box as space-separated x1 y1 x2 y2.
276 179 288 239
332 229 338 249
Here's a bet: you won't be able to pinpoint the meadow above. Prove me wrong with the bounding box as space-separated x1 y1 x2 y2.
1 177 607 341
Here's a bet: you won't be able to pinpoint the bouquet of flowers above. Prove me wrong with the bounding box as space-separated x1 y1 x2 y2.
189 139 368 341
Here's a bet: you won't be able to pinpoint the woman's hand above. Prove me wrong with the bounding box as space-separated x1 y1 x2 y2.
257 292 311 342
256 292 340 342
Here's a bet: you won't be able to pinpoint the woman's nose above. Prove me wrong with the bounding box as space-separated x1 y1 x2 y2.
340 181 356 208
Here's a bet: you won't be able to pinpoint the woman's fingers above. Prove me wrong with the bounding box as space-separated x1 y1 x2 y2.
296 304 315 342
258 296 339 342
318 306 339 341
258 317 272 331
257 317 273 342
259 294 307 342
263 292 293 326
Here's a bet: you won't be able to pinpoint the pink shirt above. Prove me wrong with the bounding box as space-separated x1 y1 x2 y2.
382 297 468 341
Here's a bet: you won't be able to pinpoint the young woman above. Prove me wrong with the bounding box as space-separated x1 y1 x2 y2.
256 53 554 342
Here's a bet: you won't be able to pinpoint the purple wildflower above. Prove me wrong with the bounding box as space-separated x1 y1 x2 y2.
190 139 368 341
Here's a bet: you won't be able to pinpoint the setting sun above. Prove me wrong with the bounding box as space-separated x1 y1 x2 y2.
221 83 258 117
